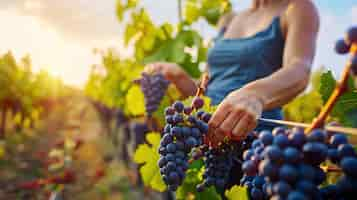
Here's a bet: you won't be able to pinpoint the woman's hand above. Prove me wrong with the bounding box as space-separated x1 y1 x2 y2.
144 62 197 97
208 89 264 144
144 62 186 82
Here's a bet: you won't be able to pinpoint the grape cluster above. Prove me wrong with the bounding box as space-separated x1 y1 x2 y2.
138 72 170 116
196 143 234 192
335 26 357 74
241 126 357 200
158 98 209 191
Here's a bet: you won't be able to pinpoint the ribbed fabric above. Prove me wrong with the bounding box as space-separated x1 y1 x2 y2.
206 16 285 131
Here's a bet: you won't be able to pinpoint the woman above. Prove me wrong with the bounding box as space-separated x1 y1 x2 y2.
145 0 319 187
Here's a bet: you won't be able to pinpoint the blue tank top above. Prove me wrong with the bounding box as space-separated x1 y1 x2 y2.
206 16 285 131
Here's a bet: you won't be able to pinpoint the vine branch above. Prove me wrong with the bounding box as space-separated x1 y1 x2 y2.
305 54 354 133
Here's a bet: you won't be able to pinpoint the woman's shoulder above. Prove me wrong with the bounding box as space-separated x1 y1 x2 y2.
284 0 319 21
281 0 320 34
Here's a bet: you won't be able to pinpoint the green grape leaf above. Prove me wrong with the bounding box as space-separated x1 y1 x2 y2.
319 71 336 103
347 74 356 91
125 85 145 116
176 168 221 200
331 92 357 127
133 132 166 192
225 185 249 200
143 30 204 78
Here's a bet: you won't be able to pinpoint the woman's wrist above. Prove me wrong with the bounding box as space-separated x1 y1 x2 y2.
233 87 267 109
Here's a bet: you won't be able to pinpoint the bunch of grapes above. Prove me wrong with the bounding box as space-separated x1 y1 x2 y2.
241 126 357 200
137 72 170 116
158 97 208 191
196 143 234 191
159 96 257 192
335 26 357 74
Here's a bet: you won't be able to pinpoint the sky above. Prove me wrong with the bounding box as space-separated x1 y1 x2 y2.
0 0 356 87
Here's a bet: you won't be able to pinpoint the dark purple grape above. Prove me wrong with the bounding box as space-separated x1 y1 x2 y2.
273 134 289 149
296 180 316 195
259 131 274 146
251 187 264 200
183 107 193 115
340 157 357 177
308 129 327 143
329 133 348 148
196 110 204 119
335 39 351 54
166 143 177 153
175 141 185 151
287 191 306 200
284 147 301 164
191 127 201 138
165 116 174 124
252 176 265 189
185 137 197 149
158 157 167 168
173 101 184 113
279 164 298 184
347 26 357 43
164 124 171 133
272 127 286 136
192 97 204 109
319 185 339 199
338 144 356 158
298 164 315 181
273 181 291 197
313 167 326 185
243 160 258 176
327 148 340 163
243 149 254 160
303 142 328 165
264 146 283 163
165 107 175 115
259 160 279 181
173 114 184 124
201 113 212 123
288 130 306 149
165 153 175 161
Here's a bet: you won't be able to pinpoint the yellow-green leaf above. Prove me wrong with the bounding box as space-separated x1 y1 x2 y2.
125 85 145 116
225 185 249 200
133 132 166 192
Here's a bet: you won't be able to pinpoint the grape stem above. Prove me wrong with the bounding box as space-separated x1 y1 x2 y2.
305 60 353 133
195 72 209 98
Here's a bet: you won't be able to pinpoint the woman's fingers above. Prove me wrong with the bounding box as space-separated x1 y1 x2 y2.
217 109 243 135
232 113 255 137
208 103 230 129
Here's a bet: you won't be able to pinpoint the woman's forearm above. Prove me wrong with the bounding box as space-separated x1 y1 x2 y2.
240 62 310 110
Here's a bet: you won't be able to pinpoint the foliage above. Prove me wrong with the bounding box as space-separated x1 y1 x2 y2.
283 69 324 123
0 52 69 136
284 68 357 127
224 185 249 200
133 132 166 192
319 71 357 127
